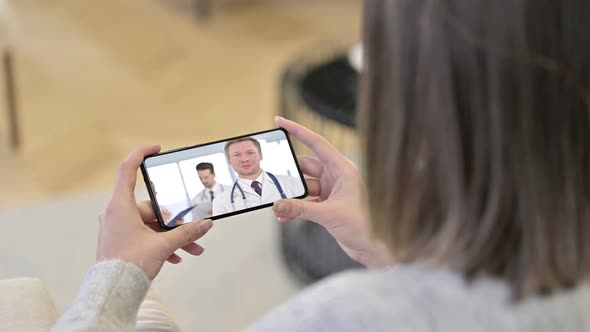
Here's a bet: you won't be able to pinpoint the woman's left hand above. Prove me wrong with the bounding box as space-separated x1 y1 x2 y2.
96 144 214 280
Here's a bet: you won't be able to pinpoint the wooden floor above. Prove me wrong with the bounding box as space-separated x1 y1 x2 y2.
0 0 360 207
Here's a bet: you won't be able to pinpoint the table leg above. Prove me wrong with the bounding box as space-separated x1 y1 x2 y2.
194 0 211 20
3 49 19 150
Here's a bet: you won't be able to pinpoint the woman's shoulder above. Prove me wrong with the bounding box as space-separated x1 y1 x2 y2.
306 263 511 304
245 265 511 332
246 264 590 332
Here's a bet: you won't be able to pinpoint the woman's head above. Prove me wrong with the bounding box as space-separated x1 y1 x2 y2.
361 0 590 296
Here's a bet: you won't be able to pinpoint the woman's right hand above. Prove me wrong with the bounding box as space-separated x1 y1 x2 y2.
273 116 394 268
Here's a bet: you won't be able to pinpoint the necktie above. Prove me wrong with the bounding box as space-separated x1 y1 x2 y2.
251 181 262 196
209 190 215 201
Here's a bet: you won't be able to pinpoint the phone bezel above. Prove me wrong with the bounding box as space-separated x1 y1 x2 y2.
140 127 308 230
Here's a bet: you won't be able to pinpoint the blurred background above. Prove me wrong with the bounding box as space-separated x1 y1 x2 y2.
0 0 362 330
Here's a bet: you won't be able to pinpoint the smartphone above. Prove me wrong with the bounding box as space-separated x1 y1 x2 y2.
141 128 308 229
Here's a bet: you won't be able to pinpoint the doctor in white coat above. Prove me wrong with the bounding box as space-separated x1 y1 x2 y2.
190 162 230 220
212 137 305 216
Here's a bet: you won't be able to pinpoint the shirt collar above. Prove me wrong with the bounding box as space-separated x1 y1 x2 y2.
238 170 265 188
202 183 219 198
209 183 219 192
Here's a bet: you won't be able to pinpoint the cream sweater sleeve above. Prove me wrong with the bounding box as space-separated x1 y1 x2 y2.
52 260 150 332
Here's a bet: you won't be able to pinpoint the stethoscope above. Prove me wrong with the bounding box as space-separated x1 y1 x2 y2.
167 173 286 226
230 171 287 205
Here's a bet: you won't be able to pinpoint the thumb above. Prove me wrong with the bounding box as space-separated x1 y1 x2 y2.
273 199 320 221
162 220 213 251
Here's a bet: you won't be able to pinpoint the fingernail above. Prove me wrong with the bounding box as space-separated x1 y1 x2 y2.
199 220 213 230
275 115 284 123
273 201 287 214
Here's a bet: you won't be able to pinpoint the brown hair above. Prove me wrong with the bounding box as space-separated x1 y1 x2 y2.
196 162 215 174
361 0 590 298
224 137 262 157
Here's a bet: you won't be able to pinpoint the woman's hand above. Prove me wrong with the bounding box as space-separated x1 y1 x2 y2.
96 144 214 280
273 117 394 268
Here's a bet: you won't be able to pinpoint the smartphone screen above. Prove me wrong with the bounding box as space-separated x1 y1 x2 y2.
141 128 308 229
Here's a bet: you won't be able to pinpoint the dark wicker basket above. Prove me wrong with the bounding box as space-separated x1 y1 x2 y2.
278 44 363 285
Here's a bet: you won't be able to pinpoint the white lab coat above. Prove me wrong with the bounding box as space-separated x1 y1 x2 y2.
190 183 231 221
212 171 305 216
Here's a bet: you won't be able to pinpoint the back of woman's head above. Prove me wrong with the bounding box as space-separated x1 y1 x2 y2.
361 0 590 297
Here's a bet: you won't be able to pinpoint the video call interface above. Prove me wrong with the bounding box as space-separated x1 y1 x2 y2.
144 130 306 227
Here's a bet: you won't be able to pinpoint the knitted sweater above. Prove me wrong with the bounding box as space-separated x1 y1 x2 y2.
53 260 590 331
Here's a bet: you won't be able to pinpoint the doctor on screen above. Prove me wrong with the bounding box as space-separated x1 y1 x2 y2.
212 137 304 215
190 162 230 220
